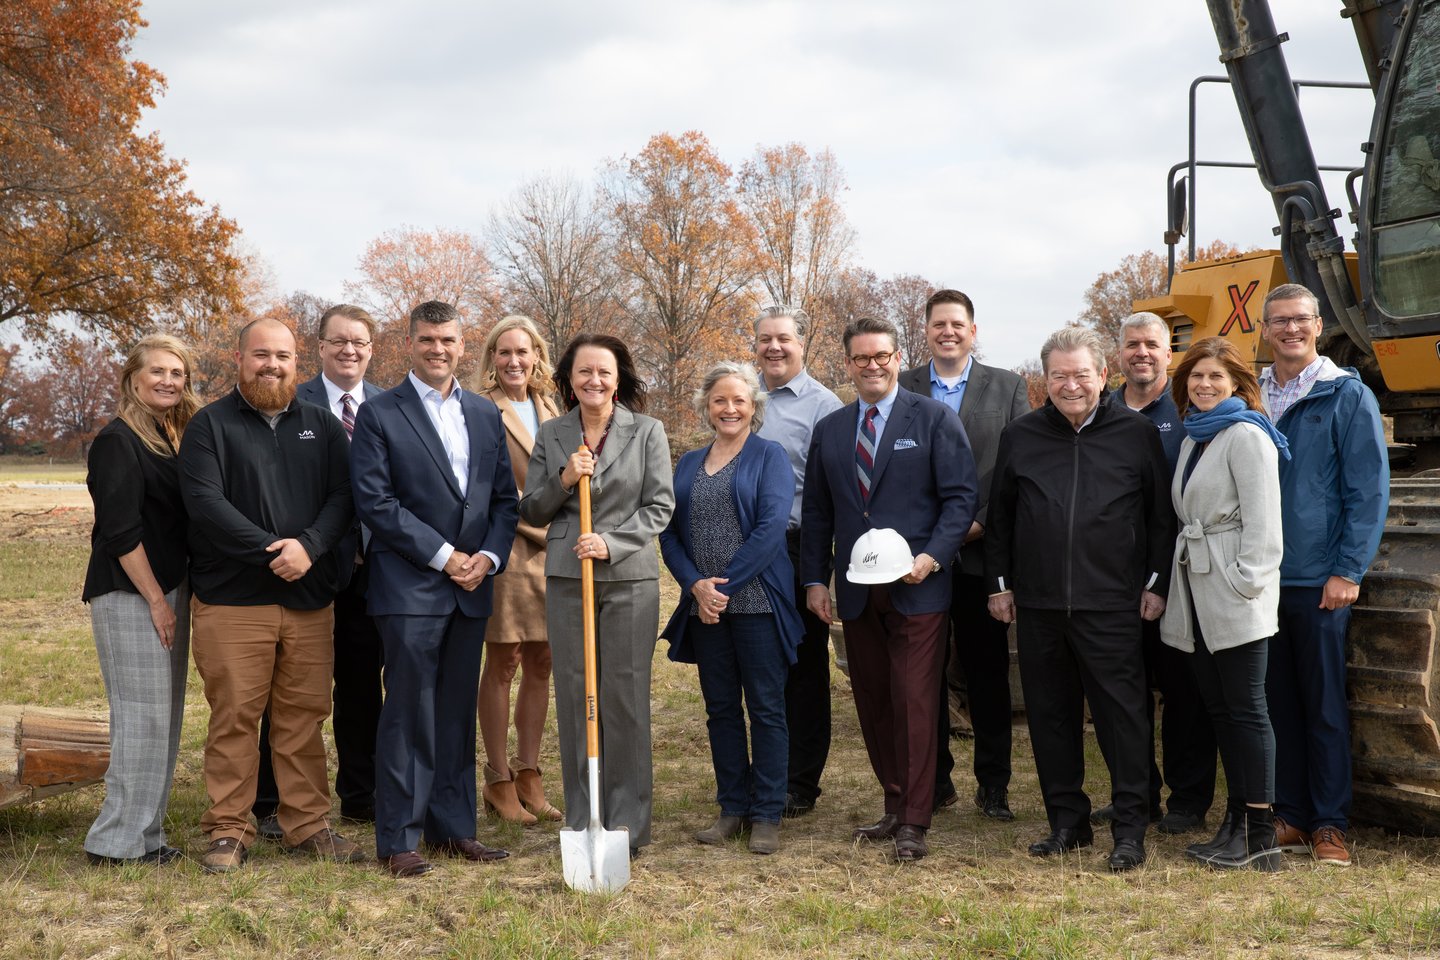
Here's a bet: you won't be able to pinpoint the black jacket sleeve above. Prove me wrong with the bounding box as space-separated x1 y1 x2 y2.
1141 423 1176 596
179 410 277 566
88 428 145 558
984 424 1017 594
295 414 354 562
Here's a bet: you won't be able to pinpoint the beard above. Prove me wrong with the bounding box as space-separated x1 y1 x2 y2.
238 373 297 413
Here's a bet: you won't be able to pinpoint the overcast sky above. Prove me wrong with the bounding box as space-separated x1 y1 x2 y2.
130 0 1375 370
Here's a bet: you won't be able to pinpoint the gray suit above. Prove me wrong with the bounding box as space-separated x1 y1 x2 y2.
899 358 1029 796
519 404 675 847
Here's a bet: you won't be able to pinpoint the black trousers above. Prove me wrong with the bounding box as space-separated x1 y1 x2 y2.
1189 635 1274 804
1141 617 1217 816
784 530 831 805
1018 607 1151 841
255 562 383 817
936 568 1013 794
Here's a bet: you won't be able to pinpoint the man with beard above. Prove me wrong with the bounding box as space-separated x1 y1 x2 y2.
1091 312 1217 835
180 317 362 873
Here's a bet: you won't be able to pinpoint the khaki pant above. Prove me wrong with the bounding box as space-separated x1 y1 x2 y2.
191 598 334 846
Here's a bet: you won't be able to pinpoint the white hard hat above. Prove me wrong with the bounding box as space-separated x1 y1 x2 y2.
846 528 914 584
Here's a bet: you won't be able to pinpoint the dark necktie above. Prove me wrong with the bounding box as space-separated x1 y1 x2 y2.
856 405 878 500
340 393 355 440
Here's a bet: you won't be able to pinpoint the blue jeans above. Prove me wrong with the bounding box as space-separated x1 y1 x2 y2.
691 614 790 823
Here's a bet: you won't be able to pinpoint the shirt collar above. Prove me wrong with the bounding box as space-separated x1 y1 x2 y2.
408 370 462 403
321 374 364 409
862 385 900 420
1260 354 1324 387
234 385 291 418
764 367 813 395
928 356 972 387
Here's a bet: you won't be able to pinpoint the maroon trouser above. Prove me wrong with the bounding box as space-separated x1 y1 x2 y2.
842 584 948 828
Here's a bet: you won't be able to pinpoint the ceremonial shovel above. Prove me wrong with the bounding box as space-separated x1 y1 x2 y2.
560 463 630 893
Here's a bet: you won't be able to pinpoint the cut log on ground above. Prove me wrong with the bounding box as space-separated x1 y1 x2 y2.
0 705 108 810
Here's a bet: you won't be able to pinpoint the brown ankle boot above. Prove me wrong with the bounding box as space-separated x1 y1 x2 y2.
483 762 537 826
510 756 563 821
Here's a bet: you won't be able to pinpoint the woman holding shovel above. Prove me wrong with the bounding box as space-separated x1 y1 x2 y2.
520 333 674 859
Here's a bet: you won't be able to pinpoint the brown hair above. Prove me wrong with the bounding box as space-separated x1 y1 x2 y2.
553 332 647 413
116 334 202 457
317 304 377 340
924 289 974 323
1171 336 1263 417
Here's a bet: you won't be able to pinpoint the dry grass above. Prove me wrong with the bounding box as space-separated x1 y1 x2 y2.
3 478 1440 959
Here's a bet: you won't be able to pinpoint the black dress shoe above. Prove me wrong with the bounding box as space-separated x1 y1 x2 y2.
1090 803 1162 825
852 814 900 841
1108 838 1146 872
339 804 377 824
256 813 283 842
933 783 959 813
85 844 184 867
1157 810 1204 834
975 786 1015 821
1028 826 1094 856
894 825 929 862
782 793 815 819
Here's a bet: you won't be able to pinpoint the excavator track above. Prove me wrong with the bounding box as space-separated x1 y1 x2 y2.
1351 476 1440 833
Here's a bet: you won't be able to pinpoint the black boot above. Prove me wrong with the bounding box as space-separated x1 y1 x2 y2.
1204 805 1281 871
1185 798 1242 862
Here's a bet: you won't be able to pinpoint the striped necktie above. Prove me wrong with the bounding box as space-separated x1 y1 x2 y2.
340 393 355 440
856 404 878 500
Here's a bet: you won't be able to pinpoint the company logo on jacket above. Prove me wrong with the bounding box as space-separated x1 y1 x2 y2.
297 429 317 440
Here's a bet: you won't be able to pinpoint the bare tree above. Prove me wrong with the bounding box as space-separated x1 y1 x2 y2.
489 174 622 358
601 132 759 426
879 273 937 370
737 144 856 330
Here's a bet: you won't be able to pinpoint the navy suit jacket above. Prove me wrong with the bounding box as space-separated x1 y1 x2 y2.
349 376 519 619
296 374 381 591
800 388 978 621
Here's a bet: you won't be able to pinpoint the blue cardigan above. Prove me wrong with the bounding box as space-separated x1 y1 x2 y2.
660 433 803 665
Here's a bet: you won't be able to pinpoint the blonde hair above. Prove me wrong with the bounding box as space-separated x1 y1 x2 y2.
476 315 555 397
692 361 768 433
116 334 202 457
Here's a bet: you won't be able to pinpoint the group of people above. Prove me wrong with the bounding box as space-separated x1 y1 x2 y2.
78 280 1387 877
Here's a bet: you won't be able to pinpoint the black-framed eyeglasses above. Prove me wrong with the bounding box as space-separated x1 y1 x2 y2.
1262 315 1316 330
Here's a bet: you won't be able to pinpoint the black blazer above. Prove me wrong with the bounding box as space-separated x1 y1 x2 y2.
898 359 1030 576
295 375 380 591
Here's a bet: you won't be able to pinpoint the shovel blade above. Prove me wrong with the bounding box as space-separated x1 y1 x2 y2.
560 825 631 893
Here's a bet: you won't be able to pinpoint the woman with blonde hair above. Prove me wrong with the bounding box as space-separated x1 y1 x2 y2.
473 315 563 823
82 333 202 866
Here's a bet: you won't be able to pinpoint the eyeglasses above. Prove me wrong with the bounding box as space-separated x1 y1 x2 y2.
322 337 372 350
849 351 895 368
1263 315 1316 330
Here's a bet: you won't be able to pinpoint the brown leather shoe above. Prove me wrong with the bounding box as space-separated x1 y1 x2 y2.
426 837 510 862
1312 825 1352 867
894 824 928 862
1273 816 1312 854
201 837 248 874
288 828 366 863
852 814 900 841
380 851 434 878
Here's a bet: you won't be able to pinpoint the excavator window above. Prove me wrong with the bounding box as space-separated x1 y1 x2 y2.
1371 0 1440 319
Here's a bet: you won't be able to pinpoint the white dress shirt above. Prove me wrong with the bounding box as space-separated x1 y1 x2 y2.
406 371 497 575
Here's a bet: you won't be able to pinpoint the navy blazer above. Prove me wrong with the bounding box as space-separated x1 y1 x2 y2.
800 389 978 621
349 376 519 618
659 433 803 665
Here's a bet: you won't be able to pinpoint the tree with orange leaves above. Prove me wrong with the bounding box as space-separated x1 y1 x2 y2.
344 226 502 387
602 132 759 427
0 0 244 343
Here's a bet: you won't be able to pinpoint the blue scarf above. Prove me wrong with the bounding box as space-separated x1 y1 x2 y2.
1183 396 1290 460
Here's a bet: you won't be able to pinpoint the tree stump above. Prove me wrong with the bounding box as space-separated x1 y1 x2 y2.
0 705 109 810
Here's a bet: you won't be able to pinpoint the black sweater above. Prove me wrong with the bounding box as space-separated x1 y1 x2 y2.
985 401 1175 612
179 389 352 609
82 418 188 602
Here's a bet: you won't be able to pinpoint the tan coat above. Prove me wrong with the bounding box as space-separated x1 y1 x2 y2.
487 386 560 644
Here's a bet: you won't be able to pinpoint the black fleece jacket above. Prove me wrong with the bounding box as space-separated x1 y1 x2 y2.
985 399 1174 612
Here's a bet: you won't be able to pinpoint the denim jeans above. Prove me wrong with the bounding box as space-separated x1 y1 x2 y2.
691 613 790 823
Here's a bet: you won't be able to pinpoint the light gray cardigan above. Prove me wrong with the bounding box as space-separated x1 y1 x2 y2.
1159 421 1283 653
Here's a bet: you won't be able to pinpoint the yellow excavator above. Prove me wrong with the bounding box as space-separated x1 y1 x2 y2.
1140 1 1440 831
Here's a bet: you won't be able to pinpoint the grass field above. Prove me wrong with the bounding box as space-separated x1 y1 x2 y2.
2 476 1440 958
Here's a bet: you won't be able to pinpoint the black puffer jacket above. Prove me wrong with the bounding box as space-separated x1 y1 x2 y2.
985 400 1174 612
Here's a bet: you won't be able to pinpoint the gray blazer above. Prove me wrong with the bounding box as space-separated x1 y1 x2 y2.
519 404 675 581
1159 422 1283 654
899 359 1030 575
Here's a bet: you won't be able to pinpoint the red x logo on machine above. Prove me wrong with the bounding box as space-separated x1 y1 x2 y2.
1219 281 1259 335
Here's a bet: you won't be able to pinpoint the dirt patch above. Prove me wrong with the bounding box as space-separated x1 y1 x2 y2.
0 485 92 542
